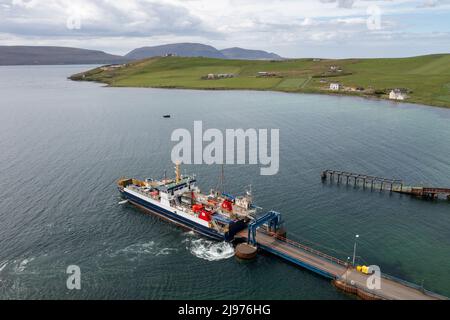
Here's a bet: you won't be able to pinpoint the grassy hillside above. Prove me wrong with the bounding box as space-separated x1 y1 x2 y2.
70 54 450 108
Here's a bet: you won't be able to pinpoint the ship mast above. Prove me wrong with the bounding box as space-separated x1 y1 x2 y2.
220 164 225 193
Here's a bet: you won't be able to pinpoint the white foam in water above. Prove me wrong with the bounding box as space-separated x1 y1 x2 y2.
0 261 8 272
110 241 178 258
156 248 177 256
186 238 235 261
120 241 155 254
13 258 35 273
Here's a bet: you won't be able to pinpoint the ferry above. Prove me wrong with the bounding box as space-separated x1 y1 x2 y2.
117 164 256 241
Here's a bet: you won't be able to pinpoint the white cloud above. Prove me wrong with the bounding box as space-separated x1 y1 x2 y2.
0 0 449 57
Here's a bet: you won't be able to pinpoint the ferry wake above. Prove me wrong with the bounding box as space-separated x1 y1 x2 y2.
117 163 256 241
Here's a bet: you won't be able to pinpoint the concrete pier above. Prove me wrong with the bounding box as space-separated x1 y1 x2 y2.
236 227 447 300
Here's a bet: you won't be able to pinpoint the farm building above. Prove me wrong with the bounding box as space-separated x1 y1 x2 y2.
257 71 279 77
329 65 342 73
203 73 235 80
100 64 126 71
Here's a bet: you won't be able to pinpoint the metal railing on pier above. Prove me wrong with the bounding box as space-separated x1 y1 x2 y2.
258 228 348 267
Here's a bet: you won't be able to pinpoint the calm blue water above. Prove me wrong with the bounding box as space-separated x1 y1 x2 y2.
0 65 449 299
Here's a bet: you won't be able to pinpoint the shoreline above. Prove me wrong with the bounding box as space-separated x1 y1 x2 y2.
73 78 450 111
68 54 450 110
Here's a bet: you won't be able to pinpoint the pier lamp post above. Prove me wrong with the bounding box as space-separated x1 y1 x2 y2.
352 235 359 266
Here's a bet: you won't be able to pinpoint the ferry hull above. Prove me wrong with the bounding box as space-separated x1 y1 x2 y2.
120 189 232 241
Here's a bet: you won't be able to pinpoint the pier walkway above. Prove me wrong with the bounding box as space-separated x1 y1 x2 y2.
321 169 450 200
236 227 446 300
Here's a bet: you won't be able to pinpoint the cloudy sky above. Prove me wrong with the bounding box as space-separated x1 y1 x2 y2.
1 0 449 58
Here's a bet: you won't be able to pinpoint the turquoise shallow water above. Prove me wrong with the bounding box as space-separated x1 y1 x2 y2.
0 65 449 299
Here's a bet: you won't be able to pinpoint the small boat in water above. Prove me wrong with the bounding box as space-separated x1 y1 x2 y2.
162 114 171 118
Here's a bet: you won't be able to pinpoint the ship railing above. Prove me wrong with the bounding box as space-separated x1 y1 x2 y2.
128 185 152 197
258 228 348 267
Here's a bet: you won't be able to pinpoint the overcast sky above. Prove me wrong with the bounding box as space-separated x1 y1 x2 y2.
1 0 449 58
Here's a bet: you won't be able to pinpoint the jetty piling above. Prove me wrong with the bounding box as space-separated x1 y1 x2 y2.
322 170 403 192
322 170 449 200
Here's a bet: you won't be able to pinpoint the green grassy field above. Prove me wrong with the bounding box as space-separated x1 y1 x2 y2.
70 54 450 108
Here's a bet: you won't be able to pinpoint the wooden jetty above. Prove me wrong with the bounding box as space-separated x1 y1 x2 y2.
321 169 450 200
236 220 447 300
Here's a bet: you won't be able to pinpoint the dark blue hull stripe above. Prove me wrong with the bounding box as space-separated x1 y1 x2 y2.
121 190 228 241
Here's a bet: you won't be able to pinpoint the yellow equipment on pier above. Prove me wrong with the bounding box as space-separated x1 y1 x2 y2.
356 265 370 274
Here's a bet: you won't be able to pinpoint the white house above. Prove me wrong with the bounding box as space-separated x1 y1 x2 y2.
330 83 341 91
389 89 408 100
329 65 338 72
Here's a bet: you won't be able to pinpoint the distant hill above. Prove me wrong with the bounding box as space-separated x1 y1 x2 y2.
126 43 283 60
220 47 283 60
0 43 285 65
125 43 226 60
0 46 127 65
